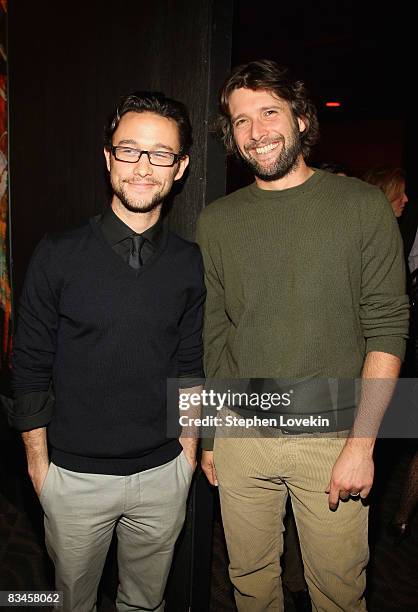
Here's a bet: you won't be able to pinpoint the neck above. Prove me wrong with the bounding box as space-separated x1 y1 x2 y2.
254 157 313 191
111 199 162 233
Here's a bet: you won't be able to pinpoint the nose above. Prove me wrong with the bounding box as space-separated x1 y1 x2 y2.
133 151 153 176
250 117 268 142
402 192 408 205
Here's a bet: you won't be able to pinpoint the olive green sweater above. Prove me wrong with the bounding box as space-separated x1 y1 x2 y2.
196 170 409 447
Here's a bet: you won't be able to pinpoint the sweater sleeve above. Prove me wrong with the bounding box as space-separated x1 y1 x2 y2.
196 214 230 452
196 214 230 378
177 245 206 380
10 236 61 430
360 191 409 359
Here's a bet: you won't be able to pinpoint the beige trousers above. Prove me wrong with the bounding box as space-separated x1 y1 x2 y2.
214 433 369 612
39 454 194 612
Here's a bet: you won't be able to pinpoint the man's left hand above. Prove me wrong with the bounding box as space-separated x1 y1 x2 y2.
325 439 374 510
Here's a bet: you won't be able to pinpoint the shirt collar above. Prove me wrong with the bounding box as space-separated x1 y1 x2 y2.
100 207 164 249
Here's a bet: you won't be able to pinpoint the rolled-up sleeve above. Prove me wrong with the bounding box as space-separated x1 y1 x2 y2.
9 389 54 431
10 236 60 430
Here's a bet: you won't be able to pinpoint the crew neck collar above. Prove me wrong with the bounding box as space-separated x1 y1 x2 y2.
248 168 325 200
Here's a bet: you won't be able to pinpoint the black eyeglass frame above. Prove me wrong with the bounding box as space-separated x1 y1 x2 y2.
110 145 183 167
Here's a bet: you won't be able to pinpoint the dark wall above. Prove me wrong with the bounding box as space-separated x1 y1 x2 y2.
9 0 230 302
311 119 406 179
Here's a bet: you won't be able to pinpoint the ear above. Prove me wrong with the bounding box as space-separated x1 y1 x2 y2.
174 155 190 182
104 147 111 172
297 117 307 133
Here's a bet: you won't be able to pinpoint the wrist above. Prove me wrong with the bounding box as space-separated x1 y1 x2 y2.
345 435 375 456
180 437 198 449
27 457 49 475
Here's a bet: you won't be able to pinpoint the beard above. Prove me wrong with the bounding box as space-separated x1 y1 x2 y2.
241 123 303 182
111 177 167 214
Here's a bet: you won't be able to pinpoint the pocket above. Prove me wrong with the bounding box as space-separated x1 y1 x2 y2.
180 450 195 475
39 462 53 502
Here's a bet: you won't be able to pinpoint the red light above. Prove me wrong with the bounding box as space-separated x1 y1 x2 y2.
325 101 341 107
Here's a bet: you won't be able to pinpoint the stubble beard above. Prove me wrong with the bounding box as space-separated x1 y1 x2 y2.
241 124 303 182
112 178 167 214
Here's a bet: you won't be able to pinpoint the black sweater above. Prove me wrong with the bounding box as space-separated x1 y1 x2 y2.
11 216 205 475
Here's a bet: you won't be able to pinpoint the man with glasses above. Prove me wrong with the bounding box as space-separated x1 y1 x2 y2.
10 92 205 612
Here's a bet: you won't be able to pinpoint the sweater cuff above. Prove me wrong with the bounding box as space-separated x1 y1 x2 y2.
8 390 54 432
178 372 205 389
200 437 214 451
365 337 406 361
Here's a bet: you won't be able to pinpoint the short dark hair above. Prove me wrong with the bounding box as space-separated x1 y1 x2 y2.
216 59 319 159
104 91 192 155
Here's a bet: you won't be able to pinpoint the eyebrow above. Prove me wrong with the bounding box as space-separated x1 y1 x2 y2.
231 104 283 123
116 139 176 152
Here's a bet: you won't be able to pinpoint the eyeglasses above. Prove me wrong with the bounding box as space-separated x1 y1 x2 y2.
111 146 182 167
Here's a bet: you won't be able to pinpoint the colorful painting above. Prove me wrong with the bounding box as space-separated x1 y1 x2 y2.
0 0 11 370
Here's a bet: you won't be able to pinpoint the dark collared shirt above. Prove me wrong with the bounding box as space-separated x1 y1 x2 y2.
100 207 164 265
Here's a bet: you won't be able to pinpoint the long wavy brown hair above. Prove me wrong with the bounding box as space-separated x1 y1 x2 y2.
215 59 319 159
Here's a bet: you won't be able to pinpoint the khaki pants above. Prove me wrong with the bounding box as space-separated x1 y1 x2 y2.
39 454 194 612
214 434 369 612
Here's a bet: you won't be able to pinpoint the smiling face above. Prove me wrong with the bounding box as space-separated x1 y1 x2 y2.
104 111 189 216
229 88 306 185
